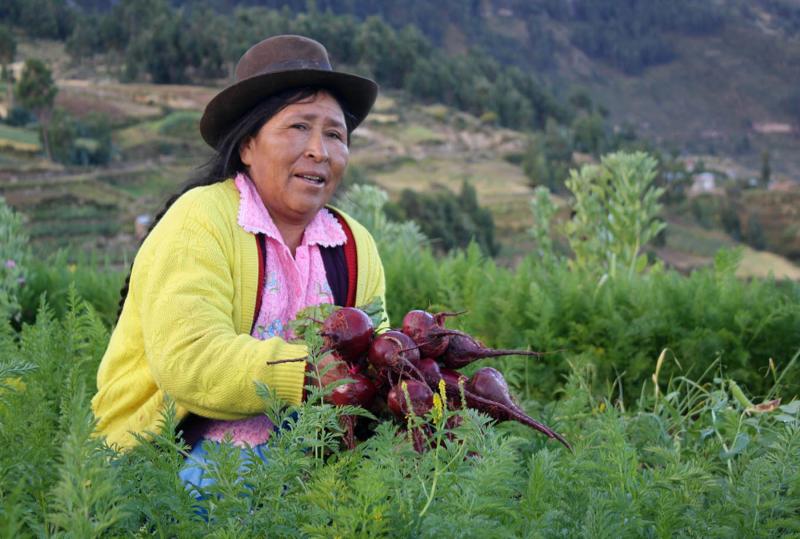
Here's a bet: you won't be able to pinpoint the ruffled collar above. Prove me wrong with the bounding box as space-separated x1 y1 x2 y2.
234 172 346 248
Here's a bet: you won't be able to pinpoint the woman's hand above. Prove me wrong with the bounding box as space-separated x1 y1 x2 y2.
305 353 350 398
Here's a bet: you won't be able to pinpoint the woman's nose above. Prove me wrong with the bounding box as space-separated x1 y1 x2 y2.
304 130 328 162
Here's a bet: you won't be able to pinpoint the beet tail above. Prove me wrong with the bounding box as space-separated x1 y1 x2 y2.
463 389 572 451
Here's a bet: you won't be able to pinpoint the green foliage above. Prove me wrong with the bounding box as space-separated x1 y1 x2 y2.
1 167 798 534
571 112 606 155
1 290 798 535
14 58 57 159
48 109 113 165
563 151 665 278
522 118 574 191
62 4 570 131
156 110 202 139
0 196 29 322
0 0 74 39
124 6 226 84
400 247 800 401
19 251 124 328
560 0 724 74
385 182 498 256
0 26 15 77
528 185 559 264
335 184 429 260
14 59 57 115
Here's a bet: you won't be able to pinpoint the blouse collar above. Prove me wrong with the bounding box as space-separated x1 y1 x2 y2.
234 172 346 248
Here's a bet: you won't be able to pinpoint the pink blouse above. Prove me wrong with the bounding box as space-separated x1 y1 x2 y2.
199 172 346 446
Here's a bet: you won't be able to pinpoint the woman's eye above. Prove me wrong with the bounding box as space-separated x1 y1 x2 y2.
291 123 308 130
327 131 344 141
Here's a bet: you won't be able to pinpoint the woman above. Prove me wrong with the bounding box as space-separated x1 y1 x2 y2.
91 35 384 461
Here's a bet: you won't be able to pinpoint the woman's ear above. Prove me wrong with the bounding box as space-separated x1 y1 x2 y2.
239 137 254 167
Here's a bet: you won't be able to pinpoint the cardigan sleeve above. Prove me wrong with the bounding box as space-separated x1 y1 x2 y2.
133 208 307 419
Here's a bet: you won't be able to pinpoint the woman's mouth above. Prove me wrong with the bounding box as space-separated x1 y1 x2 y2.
296 173 326 186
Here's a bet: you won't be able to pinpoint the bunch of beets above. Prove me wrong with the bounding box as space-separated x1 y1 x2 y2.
316 307 571 452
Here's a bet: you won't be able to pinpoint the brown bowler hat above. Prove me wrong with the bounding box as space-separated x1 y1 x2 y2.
200 35 378 149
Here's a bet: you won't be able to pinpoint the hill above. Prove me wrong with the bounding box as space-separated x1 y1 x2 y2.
0 3 799 278
1 48 799 279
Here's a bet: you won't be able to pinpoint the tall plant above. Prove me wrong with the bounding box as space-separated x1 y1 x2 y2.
0 196 29 322
563 151 665 278
15 59 57 160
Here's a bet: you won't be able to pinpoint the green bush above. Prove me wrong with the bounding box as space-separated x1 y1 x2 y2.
0 293 798 536
19 252 125 328
0 196 30 322
48 110 113 166
157 110 202 139
380 242 800 401
385 182 498 256
1 179 799 535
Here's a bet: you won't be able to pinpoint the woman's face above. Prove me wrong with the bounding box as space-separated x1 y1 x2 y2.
240 91 349 226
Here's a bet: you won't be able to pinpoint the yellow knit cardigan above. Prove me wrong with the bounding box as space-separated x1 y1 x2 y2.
92 179 386 450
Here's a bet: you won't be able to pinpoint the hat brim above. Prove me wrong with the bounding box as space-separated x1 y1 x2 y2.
200 69 378 149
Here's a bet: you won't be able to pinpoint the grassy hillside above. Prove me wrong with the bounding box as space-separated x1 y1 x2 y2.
1 35 799 279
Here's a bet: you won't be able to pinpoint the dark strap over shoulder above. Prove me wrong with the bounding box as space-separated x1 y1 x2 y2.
251 233 267 334
320 209 358 308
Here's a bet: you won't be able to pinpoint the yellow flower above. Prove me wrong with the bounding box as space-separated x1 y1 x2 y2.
438 378 447 406
68 264 77 273
432 392 443 424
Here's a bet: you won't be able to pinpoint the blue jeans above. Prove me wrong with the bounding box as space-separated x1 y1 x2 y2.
178 440 270 500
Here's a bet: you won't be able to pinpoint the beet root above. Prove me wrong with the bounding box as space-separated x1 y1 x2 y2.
417 357 443 388
368 330 425 381
441 331 544 369
321 307 374 364
387 379 434 420
466 367 571 450
327 372 377 408
401 310 463 358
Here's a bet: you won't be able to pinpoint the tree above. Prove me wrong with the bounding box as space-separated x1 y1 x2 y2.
0 25 15 112
760 150 771 189
15 59 58 160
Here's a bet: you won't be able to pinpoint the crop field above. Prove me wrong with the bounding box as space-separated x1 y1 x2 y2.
1 184 799 536
1 13 799 536
0 125 40 153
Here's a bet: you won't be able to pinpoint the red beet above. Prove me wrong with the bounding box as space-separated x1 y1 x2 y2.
417 357 443 388
368 330 425 381
327 373 377 407
401 310 463 358
441 331 544 369
387 379 434 420
321 307 374 364
466 367 571 450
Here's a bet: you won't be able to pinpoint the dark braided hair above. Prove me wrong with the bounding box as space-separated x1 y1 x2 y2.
116 86 357 320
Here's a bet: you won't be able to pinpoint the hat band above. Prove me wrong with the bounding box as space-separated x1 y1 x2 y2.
244 58 333 79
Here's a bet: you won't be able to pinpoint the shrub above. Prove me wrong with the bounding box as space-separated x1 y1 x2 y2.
19 252 124 328
385 182 498 256
562 151 665 278
0 291 798 536
0 196 29 322
48 110 113 166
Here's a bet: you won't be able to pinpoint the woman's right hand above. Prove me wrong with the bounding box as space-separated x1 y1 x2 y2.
305 353 350 398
